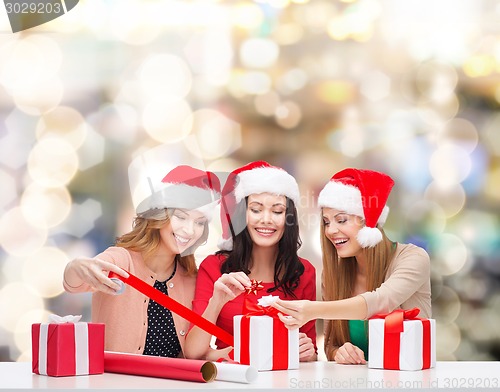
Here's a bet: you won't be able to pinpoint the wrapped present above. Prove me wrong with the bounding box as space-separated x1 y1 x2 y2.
233 296 299 371
368 308 436 371
32 314 105 377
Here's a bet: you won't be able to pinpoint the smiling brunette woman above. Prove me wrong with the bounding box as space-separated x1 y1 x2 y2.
184 161 317 362
272 168 431 365
63 165 220 358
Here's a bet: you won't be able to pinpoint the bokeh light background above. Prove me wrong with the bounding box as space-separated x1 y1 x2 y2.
1 0 500 363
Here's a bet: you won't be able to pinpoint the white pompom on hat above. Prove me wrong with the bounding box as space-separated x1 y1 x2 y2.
318 168 395 248
136 165 221 220
218 160 300 251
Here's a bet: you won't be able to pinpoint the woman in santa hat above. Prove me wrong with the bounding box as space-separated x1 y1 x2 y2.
184 161 317 362
63 165 221 358
271 168 431 365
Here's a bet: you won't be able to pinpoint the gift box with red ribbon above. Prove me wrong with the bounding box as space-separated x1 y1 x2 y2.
368 308 436 371
32 314 105 377
233 296 299 371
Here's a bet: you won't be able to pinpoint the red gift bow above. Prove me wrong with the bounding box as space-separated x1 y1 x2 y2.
239 298 289 370
371 308 431 370
244 279 264 295
109 271 234 348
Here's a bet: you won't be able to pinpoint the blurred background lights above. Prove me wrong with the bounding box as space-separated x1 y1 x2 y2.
424 182 466 218
483 113 500 156
12 77 64 116
0 282 44 332
27 138 79 187
429 145 471 187
76 126 106 171
436 118 478 153
139 54 192 99
404 200 446 238
278 68 308 93
237 71 272 95
485 166 500 201
0 207 47 257
0 0 499 364
360 70 391 101
0 35 62 92
142 97 193 143
240 38 280 69
231 3 264 29
1 110 38 170
436 321 461 359
36 106 88 149
431 233 468 276
432 286 461 324
184 109 242 160
254 91 281 116
86 103 139 145
0 169 17 211
20 184 72 229
110 0 161 45
22 247 68 298
415 61 458 103
317 81 356 105
449 210 499 260
184 31 234 86
56 199 103 239
274 101 302 129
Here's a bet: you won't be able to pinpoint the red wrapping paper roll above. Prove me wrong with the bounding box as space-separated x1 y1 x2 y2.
104 351 216 383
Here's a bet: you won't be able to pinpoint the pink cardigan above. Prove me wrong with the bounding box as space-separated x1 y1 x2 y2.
63 246 196 357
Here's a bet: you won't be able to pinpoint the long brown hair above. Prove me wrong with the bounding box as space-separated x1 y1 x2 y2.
115 208 206 276
321 217 396 360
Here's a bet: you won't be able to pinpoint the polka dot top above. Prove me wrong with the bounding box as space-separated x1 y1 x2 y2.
143 279 182 358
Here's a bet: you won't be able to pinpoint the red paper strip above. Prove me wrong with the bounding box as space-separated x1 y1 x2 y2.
109 271 233 347
104 351 216 382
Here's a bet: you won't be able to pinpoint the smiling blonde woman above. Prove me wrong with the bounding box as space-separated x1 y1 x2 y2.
272 168 431 365
63 165 220 358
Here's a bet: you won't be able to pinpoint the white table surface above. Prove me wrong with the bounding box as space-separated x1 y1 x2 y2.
2 361 500 390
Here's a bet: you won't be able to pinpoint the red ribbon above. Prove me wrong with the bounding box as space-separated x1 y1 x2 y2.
109 271 233 348
239 298 289 370
371 308 431 370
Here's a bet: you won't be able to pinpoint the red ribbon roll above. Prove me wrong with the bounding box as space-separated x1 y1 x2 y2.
109 271 234 348
371 308 431 370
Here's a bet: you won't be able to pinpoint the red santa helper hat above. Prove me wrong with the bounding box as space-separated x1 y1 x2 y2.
135 165 221 221
218 161 300 251
317 168 395 248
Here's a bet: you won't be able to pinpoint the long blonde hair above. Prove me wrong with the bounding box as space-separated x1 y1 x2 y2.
321 218 396 360
115 208 207 276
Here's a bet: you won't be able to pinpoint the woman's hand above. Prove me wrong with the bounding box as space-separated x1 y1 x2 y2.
205 346 233 362
334 342 366 365
64 257 129 295
298 332 316 362
272 299 314 329
211 272 251 307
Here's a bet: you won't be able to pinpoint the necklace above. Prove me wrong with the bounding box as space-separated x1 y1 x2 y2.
165 258 177 283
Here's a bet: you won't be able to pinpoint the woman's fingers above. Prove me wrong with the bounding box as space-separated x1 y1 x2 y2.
336 343 366 365
277 313 300 329
271 300 297 317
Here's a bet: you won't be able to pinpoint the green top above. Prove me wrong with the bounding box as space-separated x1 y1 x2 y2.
349 320 368 358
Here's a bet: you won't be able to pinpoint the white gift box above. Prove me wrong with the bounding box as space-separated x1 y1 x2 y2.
368 318 436 371
233 315 299 371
